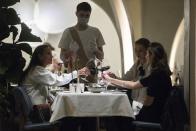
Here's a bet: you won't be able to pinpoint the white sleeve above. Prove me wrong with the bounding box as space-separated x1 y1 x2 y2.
31 68 77 86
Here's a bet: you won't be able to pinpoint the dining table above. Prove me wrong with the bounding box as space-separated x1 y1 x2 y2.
50 90 135 130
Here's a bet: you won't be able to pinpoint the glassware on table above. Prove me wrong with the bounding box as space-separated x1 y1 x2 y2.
97 78 110 92
69 83 85 93
69 83 77 93
76 83 85 93
86 83 106 93
104 80 110 91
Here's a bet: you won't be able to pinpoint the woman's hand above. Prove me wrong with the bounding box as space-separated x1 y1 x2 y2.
102 71 112 81
92 46 104 60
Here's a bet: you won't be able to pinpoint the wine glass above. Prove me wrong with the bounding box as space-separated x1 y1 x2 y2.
97 58 111 91
104 79 110 91
94 57 102 67
80 58 96 83
80 74 89 83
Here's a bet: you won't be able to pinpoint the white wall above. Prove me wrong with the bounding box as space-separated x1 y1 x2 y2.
169 19 184 85
188 0 196 130
142 0 184 56
123 0 142 40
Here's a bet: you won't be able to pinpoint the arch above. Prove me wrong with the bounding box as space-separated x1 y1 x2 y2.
108 0 134 74
169 18 184 73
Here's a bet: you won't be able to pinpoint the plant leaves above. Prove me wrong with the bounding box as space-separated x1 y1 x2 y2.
17 23 42 42
5 56 25 83
1 8 21 25
0 0 20 7
16 43 32 55
0 12 10 41
10 26 18 42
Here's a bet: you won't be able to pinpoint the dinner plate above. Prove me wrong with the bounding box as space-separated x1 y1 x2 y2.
104 90 127 94
111 91 126 94
91 90 102 93
50 89 64 93
63 91 71 93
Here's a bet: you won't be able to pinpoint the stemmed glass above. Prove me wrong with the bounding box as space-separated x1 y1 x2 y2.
102 79 110 91
96 58 111 91
80 73 89 83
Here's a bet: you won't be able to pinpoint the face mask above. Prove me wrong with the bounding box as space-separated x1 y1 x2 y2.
78 17 89 25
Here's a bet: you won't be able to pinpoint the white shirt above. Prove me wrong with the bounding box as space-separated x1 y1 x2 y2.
58 26 105 59
23 66 77 105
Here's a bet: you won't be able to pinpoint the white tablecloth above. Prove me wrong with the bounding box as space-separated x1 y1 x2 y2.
50 92 135 122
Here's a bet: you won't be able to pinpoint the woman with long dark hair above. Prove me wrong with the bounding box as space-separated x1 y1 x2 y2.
21 44 89 105
103 42 172 122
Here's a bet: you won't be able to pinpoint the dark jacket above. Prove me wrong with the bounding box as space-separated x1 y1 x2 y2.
161 87 189 131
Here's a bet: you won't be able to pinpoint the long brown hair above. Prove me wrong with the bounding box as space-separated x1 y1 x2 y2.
148 42 172 75
20 44 51 83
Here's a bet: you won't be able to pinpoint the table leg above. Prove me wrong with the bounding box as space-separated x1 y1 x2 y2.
96 117 100 131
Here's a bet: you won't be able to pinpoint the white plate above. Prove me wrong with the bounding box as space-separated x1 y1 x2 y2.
50 89 64 92
63 91 71 93
111 91 126 94
104 90 127 94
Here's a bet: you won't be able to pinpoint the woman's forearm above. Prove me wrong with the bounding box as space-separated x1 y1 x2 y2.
108 77 141 89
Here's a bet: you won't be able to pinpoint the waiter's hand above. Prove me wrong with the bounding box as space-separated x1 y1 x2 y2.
92 46 104 60
107 72 117 78
78 67 90 76
64 50 74 62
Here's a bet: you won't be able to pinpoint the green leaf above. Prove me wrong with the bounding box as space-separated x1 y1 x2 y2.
16 43 32 55
0 0 20 7
17 23 42 42
1 8 21 25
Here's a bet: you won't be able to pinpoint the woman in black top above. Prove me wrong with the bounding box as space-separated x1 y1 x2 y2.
103 42 172 122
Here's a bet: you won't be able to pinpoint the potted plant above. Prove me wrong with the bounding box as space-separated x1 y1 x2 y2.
0 0 41 130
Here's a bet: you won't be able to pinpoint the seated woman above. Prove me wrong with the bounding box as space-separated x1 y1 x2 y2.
123 38 150 106
108 38 150 113
103 42 172 123
21 44 89 106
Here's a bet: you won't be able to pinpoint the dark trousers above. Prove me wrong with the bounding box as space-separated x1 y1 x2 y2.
60 117 96 131
104 116 134 131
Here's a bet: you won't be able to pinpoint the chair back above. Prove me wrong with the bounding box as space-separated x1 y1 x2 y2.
13 87 61 131
131 87 189 131
161 87 189 131
13 86 33 118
